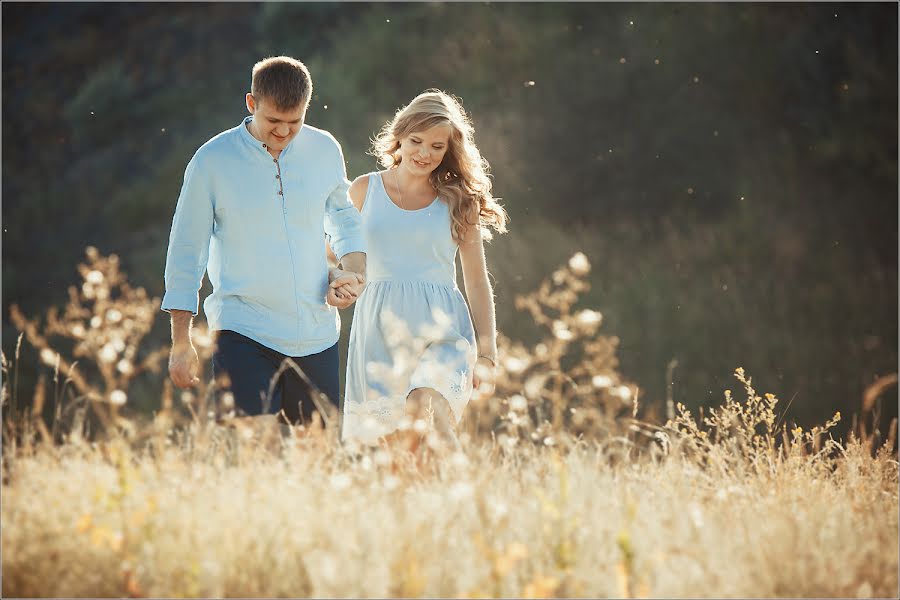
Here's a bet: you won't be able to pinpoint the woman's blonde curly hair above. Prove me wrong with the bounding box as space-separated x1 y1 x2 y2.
371 90 508 243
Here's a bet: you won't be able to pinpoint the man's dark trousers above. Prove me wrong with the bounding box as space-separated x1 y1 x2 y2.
212 330 340 426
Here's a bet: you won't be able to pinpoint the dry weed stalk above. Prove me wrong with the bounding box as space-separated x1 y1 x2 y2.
7 247 174 441
469 252 639 450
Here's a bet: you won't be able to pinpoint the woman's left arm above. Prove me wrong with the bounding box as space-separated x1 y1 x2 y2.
459 226 497 391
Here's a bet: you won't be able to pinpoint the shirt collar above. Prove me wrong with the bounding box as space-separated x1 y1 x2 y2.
239 115 297 159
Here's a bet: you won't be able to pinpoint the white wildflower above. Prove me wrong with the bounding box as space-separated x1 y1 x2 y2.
613 385 632 400
98 344 117 364
40 348 57 366
552 320 574 341
503 356 529 374
329 473 352 491
449 481 474 501
592 374 613 388
509 394 528 412
576 309 602 326
450 451 469 468
568 252 591 275
524 374 546 399
109 390 127 406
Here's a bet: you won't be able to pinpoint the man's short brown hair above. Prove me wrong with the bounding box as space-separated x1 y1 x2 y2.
251 56 313 110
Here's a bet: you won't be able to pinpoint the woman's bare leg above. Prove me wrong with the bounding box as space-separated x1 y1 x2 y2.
379 387 459 471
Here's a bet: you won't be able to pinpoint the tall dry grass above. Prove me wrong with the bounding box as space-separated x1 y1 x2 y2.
2 250 897 598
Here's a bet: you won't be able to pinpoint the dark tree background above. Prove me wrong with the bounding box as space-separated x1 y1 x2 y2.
2 2 897 432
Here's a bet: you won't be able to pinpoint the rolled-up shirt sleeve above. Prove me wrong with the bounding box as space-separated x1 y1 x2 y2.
324 142 366 260
161 153 214 315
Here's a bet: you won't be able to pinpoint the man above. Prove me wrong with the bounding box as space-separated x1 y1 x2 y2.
162 56 366 426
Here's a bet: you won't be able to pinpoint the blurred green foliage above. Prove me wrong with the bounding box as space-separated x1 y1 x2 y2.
2 3 896 430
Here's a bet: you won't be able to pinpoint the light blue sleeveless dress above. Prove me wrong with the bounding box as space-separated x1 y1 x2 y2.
342 171 477 444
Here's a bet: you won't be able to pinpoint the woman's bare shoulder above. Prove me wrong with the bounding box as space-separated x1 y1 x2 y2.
348 174 373 211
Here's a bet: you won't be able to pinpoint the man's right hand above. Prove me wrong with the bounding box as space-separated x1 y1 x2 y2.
169 342 200 388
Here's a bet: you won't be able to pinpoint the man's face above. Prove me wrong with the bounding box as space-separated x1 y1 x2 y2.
246 93 306 152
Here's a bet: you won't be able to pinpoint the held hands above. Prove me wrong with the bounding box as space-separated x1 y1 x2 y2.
326 268 366 309
169 342 200 388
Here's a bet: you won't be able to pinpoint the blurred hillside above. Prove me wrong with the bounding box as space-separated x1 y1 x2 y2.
2 3 897 430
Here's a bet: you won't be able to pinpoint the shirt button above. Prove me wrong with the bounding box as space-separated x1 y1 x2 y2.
276 175 280 179
278 190 283 195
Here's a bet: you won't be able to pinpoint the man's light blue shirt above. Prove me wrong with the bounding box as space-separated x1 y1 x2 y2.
162 116 366 357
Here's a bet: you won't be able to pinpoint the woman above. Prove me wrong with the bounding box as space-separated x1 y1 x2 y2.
338 90 508 455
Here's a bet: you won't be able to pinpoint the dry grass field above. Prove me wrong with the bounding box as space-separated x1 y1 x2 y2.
2 250 897 598
2 414 897 598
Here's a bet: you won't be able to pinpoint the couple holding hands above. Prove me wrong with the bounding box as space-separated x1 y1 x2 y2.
163 56 507 454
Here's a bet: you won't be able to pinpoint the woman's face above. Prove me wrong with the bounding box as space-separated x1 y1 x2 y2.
398 123 452 175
